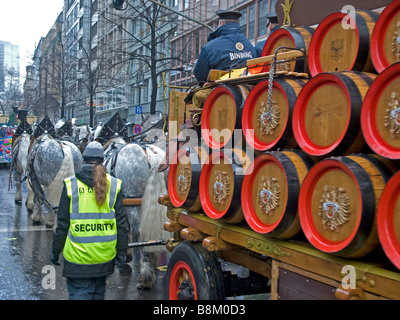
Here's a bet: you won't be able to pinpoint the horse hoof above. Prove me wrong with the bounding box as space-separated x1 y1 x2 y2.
119 264 132 276
137 283 152 290
15 200 22 204
32 220 42 226
45 223 54 229
125 254 132 263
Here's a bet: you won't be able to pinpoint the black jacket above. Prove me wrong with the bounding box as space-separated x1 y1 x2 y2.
52 164 128 278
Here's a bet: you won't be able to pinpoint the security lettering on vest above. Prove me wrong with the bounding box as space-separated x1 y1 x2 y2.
63 174 121 265
78 186 93 193
229 51 253 60
74 223 115 232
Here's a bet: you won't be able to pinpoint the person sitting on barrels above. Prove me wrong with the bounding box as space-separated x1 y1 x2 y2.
255 12 280 57
193 9 257 82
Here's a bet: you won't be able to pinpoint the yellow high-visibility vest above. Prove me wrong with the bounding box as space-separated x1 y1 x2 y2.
63 173 121 265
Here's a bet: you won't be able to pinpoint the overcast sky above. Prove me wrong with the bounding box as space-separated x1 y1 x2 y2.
0 0 64 82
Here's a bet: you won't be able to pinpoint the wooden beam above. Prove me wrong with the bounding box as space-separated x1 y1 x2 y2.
122 198 142 206
246 50 305 67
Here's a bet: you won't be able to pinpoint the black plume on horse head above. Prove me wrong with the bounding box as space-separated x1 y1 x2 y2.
33 116 57 139
97 112 127 142
57 121 74 137
14 119 33 137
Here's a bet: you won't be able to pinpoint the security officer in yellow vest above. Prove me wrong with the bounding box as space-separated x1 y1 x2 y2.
51 141 128 300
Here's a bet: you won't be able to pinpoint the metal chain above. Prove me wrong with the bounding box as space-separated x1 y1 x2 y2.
267 56 275 115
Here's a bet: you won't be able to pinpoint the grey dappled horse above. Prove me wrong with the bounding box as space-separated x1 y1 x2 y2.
104 137 169 289
27 134 83 228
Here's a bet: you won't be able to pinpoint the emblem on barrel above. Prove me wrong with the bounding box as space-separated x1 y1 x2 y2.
177 166 190 196
258 100 280 135
319 185 350 232
212 170 230 205
257 176 280 216
384 92 400 138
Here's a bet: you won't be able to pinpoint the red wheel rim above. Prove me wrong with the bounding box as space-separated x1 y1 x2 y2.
260 28 295 73
169 261 197 300
361 62 400 159
308 12 359 77
377 171 400 270
242 81 289 151
241 154 287 233
371 0 400 73
201 87 236 149
298 159 362 253
167 148 190 207
199 151 232 219
292 73 351 156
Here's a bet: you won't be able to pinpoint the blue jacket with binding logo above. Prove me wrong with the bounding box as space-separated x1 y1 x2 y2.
194 23 257 82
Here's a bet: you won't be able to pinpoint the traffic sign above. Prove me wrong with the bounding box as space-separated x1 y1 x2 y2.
134 124 142 134
135 106 143 114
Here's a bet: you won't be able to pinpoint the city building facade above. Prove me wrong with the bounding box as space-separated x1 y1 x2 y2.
0 40 20 94
23 0 276 127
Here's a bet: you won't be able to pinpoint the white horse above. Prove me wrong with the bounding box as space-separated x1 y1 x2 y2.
27 135 83 228
103 137 169 289
11 133 31 203
74 124 93 152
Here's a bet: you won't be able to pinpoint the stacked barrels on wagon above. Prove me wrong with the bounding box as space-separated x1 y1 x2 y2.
168 1 400 270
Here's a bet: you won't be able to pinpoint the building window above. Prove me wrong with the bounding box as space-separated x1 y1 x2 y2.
248 3 255 40
239 7 247 37
258 0 269 39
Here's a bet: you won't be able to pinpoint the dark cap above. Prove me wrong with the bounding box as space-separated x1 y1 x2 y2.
266 12 278 24
216 9 242 20
83 141 104 163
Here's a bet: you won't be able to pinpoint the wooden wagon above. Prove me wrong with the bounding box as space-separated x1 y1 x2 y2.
157 0 400 300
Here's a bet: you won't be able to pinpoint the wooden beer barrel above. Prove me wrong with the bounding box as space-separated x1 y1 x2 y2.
259 27 314 74
201 84 252 149
308 10 379 77
361 62 400 159
242 78 306 151
241 150 314 239
377 170 400 270
199 149 251 224
371 0 400 73
292 71 376 157
168 146 208 212
298 154 393 258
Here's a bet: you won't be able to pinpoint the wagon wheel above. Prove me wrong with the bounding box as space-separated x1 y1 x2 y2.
164 241 225 300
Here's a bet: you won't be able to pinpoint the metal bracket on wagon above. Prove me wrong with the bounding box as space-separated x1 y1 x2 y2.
246 237 291 258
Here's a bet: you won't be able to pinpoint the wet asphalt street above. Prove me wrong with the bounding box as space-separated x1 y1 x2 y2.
0 167 165 300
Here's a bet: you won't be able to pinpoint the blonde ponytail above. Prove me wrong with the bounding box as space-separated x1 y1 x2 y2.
93 163 108 206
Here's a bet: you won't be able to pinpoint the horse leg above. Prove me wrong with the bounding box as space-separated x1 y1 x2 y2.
125 206 141 269
45 208 56 229
14 172 22 203
26 182 35 212
31 198 44 225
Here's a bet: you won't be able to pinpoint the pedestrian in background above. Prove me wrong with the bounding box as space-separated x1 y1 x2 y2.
51 141 128 300
194 9 257 82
